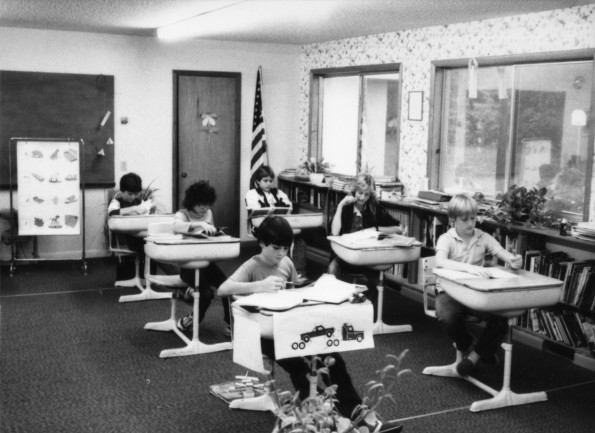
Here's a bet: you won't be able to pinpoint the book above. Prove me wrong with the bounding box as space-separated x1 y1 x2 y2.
210 380 267 404
248 207 292 218
561 312 588 347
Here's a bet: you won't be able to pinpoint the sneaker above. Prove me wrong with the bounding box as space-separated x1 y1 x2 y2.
223 324 232 337
183 287 194 303
177 314 193 332
455 358 476 377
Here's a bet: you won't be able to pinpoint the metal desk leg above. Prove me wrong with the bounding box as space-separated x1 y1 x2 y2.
373 270 413 335
119 259 173 302
115 255 145 293
146 268 232 358
423 320 548 412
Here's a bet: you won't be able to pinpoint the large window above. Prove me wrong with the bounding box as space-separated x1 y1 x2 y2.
431 52 594 221
309 65 401 178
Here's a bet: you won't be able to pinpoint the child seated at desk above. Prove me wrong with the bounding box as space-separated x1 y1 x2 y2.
435 193 523 377
173 180 231 337
108 172 153 279
245 165 307 277
219 216 402 433
328 173 404 319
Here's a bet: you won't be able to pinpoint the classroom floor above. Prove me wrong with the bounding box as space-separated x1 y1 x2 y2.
1 252 595 433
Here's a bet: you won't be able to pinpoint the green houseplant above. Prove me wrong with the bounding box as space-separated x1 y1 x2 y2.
485 185 549 229
270 351 410 433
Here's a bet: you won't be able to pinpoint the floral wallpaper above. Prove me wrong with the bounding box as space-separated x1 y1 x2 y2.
298 4 595 219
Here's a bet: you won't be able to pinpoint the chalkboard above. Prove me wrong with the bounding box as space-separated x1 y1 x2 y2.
0 71 115 188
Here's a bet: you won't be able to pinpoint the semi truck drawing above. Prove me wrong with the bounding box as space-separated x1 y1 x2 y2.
342 323 364 342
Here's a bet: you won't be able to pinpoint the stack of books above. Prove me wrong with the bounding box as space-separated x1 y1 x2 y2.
571 222 595 242
331 178 352 192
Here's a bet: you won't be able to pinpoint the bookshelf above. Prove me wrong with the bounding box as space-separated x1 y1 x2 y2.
277 176 595 370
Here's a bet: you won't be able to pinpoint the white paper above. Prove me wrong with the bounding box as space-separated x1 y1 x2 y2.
232 313 266 374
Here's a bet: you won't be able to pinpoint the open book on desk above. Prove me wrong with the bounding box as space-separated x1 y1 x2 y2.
248 207 292 218
232 274 362 311
187 228 228 239
433 268 517 281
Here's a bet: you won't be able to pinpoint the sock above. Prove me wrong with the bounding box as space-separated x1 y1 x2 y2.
468 350 480 364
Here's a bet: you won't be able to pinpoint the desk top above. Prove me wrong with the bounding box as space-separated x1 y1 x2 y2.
433 268 563 293
107 214 174 233
147 234 239 245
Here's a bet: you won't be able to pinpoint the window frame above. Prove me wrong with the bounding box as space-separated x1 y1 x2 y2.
428 49 595 221
309 63 402 176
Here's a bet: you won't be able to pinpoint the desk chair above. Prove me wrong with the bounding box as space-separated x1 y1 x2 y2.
421 258 549 412
119 223 183 303
108 225 144 292
144 259 233 358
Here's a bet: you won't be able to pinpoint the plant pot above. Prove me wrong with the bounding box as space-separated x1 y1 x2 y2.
309 173 325 185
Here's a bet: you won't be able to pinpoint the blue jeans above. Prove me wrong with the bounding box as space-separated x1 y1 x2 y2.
435 292 508 358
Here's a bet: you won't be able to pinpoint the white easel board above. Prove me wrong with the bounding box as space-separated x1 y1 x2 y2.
16 140 81 236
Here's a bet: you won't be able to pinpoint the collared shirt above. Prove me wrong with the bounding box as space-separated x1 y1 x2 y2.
434 227 504 292
245 188 292 209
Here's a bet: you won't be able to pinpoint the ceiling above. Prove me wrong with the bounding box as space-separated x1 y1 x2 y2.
0 0 591 45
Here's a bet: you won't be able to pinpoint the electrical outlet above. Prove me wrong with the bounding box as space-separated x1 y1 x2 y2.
120 161 127 171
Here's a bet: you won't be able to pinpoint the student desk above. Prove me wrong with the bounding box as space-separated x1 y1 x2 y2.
107 214 175 302
143 235 240 358
423 268 563 412
229 291 374 411
249 212 324 232
328 232 421 335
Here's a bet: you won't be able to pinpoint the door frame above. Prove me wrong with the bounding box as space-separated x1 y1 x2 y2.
172 70 242 213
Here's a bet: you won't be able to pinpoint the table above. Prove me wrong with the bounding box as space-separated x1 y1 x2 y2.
143 235 240 358
107 214 175 302
328 232 421 335
249 212 324 231
423 267 563 412
228 291 374 411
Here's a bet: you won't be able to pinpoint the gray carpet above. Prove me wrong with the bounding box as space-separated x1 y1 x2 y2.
1 254 595 433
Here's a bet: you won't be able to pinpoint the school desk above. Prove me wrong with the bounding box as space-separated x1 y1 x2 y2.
143 234 240 358
423 267 563 412
228 289 374 411
107 214 175 302
328 231 421 335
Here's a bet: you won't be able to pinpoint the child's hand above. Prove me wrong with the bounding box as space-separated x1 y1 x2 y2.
260 276 286 292
340 195 357 206
510 254 523 270
192 222 217 235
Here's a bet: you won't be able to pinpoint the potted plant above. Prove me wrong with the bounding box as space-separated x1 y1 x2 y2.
270 350 410 433
301 157 331 185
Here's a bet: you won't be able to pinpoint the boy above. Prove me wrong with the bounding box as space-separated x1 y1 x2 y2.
108 172 152 279
219 216 402 433
435 193 523 377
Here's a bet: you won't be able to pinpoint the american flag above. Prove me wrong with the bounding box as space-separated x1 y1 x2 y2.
250 67 268 181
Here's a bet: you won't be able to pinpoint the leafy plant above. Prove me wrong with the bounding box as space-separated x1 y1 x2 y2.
485 184 549 229
270 350 410 433
302 157 331 174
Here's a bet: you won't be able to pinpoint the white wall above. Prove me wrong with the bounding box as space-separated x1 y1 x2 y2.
0 27 301 259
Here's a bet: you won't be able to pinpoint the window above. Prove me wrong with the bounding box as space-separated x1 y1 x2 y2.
309 65 401 178
430 52 594 221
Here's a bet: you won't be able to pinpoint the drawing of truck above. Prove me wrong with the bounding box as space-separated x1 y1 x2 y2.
300 325 334 342
342 324 364 342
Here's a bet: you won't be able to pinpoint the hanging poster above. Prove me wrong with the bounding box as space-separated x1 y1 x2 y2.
16 140 81 236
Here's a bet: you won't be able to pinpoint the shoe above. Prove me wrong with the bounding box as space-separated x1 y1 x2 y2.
456 358 475 377
223 324 232 337
183 287 194 303
359 419 403 433
177 314 193 332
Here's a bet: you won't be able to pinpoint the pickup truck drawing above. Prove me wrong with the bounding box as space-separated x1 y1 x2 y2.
342 323 364 342
300 325 335 342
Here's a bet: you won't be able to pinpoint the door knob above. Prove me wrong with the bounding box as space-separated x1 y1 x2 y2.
181 172 188 178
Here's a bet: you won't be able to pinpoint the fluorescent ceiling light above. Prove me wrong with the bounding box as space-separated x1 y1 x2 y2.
156 0 335 41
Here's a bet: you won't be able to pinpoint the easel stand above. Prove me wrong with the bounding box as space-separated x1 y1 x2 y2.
422 317 547 412
144 266 232 358
373 269 413 335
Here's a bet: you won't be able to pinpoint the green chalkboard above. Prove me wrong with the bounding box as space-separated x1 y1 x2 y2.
1 71 115 188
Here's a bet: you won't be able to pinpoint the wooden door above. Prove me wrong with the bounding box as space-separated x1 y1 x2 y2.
173 71 241 237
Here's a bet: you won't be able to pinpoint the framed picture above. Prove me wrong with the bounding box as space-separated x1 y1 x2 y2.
408 91 423 121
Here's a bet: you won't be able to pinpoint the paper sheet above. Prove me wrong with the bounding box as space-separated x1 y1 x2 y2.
232 313 266 374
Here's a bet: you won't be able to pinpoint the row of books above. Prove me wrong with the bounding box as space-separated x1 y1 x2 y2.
522 249 595 314
517 308 592 349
